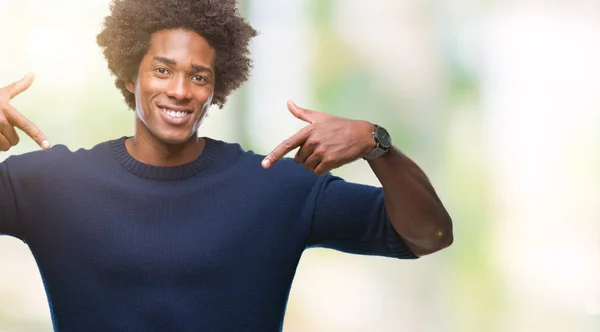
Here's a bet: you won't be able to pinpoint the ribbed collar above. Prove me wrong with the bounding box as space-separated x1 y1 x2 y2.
110 136 222 180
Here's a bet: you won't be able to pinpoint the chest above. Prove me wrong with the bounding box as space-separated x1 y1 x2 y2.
25 185 306 284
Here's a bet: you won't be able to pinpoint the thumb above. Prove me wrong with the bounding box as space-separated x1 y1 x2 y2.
287 100 315 124
8 72 35 100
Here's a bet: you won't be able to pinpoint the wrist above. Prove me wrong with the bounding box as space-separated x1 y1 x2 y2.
363 122 377 153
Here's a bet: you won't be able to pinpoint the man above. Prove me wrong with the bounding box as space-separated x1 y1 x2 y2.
0 0 452 331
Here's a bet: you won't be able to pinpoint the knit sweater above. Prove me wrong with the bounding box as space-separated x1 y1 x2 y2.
0 137 416 332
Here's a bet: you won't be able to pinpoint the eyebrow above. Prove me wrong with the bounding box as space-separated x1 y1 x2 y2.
152 56 213 75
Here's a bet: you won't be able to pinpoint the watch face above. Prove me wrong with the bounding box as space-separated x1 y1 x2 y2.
375 126 392 148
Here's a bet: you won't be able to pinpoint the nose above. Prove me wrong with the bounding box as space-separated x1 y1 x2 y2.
165 75 192 101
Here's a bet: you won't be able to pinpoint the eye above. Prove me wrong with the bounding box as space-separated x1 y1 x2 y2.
155 67 169 75
192 75 208 83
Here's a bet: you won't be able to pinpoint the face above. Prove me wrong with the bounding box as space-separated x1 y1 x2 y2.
126 29 216 145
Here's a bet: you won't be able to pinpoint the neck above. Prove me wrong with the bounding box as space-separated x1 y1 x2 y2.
125 131 205 167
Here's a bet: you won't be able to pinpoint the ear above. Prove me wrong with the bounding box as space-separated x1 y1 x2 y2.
125 80 135 93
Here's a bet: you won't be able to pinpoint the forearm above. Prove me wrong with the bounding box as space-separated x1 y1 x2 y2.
368 146 453 257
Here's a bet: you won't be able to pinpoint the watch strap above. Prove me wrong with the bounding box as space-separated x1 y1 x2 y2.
363 146 387 160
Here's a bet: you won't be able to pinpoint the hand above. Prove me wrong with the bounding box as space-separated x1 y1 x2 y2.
262 100 377 176
0 73 50 151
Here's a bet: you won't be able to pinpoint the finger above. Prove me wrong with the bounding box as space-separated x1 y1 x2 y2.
303 153 321 172
293 140 316 165
1 123 20 146
2 104 50 149
0 113 18 146
0 134 10 152
314 162 331 177
7 73 35 100
262 128 310 168
287 100 317 124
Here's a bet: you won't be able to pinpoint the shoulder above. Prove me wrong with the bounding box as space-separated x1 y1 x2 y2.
208 137 323 186
1 138 118 178
4 144 75 169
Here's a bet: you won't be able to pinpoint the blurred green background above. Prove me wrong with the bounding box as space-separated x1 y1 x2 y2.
0 0 599 331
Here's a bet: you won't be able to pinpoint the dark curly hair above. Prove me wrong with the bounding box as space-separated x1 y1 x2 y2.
96 0 257 109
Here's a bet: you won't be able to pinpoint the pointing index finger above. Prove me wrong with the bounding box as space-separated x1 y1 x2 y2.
2 104 50 150
262 127 310 168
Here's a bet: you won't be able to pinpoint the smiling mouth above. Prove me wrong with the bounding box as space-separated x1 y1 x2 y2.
161 108 192 118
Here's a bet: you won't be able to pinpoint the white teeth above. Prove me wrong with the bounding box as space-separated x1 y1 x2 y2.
162 108 187 118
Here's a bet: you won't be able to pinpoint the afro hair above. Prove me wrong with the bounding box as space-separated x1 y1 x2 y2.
96 0 258 110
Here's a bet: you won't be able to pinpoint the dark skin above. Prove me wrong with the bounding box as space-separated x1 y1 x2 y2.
0 73 50 151
1 28 452 256
124 29 216 167
262 102 453 256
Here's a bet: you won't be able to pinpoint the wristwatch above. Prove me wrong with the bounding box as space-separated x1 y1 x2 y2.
363 125 392 160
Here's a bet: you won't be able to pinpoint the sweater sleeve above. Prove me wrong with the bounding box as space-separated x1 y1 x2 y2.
307 173 417 259
0 158 22 240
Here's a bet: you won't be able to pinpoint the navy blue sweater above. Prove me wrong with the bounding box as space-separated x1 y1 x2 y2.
0 137 416 331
